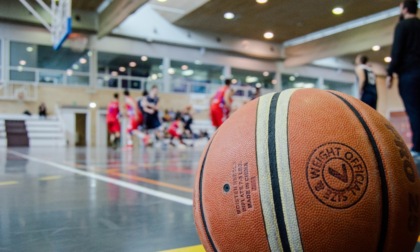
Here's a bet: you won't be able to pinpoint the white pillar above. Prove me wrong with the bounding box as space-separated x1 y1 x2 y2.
317 77 324 89
89 49 98 89
162 57 170 92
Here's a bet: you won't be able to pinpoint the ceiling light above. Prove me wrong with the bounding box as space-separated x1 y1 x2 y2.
17 66 23 72
332 7 344 15
104 75 110 81
263 71 269 77
119 66 126 72
256 83 262 88
271 79 277 85
194 60 202 65
232 79 238 84
66 69 73 76
181 65 189 70
26 47 33 52
264 32 274 39
157 73 163 78
72 64 79 70
256 0 268 3
289 76 296 81
224 12 235 20
141 56 148 62
157 0 167 2
79 58 87 64
372 45 381 51
19 60 26 66
384 56 392 63
87 51 93 57
168 68 175 75
151 74 158 80
111 71 118 77
89 102 97 109
129 61 137 67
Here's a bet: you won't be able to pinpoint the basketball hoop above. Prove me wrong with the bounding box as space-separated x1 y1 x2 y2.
19 0 72 51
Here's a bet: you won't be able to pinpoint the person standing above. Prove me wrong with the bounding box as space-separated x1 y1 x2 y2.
210 79 234 129
143 85 163 144
107 93 121 149
387 0 420 157
354 55 377 109
124 90 143 147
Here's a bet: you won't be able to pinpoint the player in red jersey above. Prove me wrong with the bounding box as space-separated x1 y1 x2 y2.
107 93 121 148
124 90 143 147
210 79 234 129
168 112 191 147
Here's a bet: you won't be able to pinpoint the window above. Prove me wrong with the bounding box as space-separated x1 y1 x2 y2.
323 80 354 95
169 60 223 93
9 41 90 85
231 68 276 89
97 52 163 90
281 74 317 90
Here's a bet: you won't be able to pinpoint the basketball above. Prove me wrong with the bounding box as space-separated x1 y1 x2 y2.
193 88 420 251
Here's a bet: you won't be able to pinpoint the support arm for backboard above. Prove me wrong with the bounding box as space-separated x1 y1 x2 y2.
19 0 52 32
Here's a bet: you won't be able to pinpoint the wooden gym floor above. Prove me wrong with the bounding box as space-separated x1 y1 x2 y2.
0 145 419 251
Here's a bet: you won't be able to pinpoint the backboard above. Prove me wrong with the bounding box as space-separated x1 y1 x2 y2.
19 0 72 50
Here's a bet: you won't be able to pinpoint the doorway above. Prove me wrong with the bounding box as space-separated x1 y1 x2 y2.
75 113 86 147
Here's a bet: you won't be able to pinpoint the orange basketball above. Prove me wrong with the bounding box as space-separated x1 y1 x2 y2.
193 89 420 252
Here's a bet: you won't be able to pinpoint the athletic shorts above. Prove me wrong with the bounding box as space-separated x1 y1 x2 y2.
210 104 224 128
127 117 140 134
107 121 120 134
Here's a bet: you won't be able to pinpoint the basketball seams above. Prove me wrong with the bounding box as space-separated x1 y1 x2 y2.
277 89 304 252
256 93 284 252
268 92 292 252
254 95 276 251
198 134 219 252
328 91 388 252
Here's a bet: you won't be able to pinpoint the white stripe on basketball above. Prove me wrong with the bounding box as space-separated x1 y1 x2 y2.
275 89 303 251
256 93 283 252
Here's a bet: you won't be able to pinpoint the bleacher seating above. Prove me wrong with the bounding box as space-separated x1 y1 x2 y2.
0 115 66 147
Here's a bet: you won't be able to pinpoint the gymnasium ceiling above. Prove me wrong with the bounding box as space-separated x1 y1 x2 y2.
0 0 404 67
174 0 399 43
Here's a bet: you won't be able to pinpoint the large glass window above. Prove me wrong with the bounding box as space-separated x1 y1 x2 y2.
169 60 223 93
281 74 317 90
98 52 163 90
323 80 354 95
9 41 90 85
231 68 276 90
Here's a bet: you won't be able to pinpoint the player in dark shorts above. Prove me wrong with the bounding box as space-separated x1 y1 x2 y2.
143 85 163 144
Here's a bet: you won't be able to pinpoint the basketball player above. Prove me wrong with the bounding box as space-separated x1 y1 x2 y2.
143 85 163 144
106 93 120 148
124 90 143 147
354 55 377 109
210 79 234 129
387 0 420 157
168 112 191 147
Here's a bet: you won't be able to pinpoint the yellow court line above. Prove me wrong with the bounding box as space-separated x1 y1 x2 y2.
109 171 193 193
418 236 420 242
39 176 62 181
0 181 18 186
160 245 204 252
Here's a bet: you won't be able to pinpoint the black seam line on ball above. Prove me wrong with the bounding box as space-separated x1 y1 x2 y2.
199 133 218 252
329 92 388 252
268 92 291 252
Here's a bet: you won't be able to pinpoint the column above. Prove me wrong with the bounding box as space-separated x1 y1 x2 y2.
162 57 170 93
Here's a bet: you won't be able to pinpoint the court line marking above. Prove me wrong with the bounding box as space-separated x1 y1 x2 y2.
39 175 62 181
160 245 204 252
8 150 193 206
0 181 18 186
108 170 194 193
66 162 193 193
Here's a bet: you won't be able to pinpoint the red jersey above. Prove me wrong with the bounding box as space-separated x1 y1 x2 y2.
107 101 119 123
212 86 232 107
